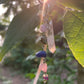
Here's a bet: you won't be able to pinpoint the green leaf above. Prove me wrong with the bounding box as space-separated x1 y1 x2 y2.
25 73 35 79
64 11 84 67
0 5 40 61
57 0 84 11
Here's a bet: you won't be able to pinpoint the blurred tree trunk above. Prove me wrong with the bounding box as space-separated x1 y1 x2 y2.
78 64 84 84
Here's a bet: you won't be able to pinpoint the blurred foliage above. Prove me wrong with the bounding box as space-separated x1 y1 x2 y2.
0 0 79 83
25 73 35 79
0 5 40 61
36 36 77 84
0 0 65 61
3 38 39 73
3 34 77 84
1 0 37 17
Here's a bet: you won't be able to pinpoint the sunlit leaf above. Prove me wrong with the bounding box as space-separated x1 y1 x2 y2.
64 11 84 67
57 0 84 11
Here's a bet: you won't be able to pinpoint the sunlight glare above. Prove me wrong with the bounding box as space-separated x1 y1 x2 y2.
43 0 48 3
40 0 48 26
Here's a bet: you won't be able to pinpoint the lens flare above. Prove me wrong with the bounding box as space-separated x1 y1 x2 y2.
43 0 48 3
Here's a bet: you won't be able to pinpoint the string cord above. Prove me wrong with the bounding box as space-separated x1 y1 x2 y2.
33 0 49 84
33 45 47 84
33 58 44 84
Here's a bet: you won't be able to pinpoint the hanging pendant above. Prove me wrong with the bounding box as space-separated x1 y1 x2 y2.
40 24 48 33
33 1 55 83
43 73 48 84
39 63 47 72
46 20 56 53
36 51 46 58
